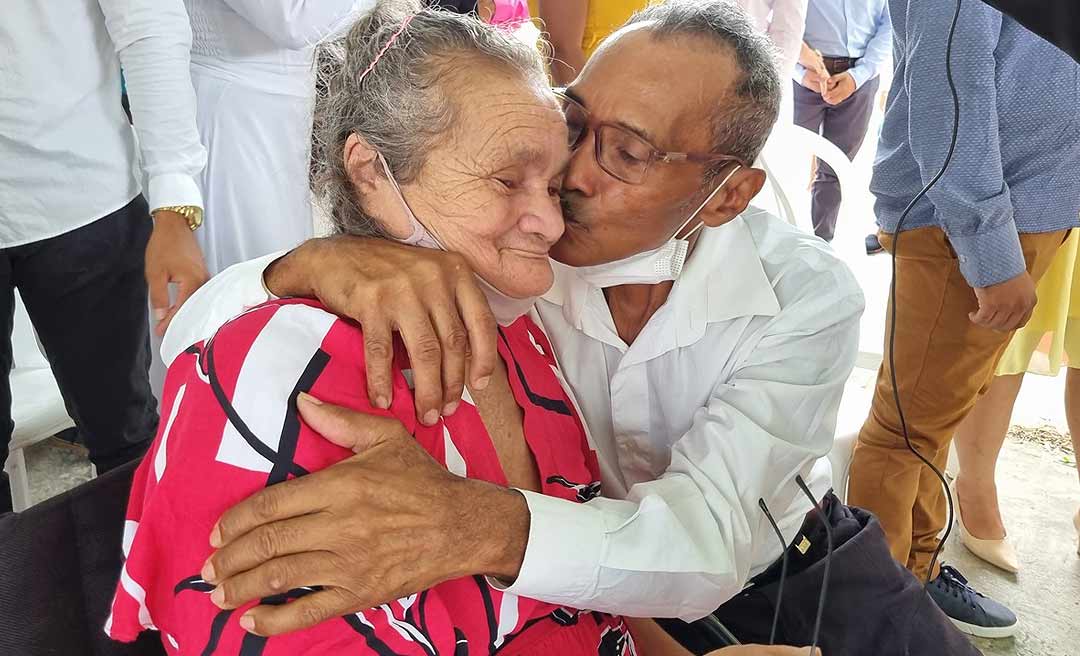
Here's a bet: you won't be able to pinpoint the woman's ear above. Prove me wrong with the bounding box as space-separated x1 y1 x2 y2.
343 133 382 193
699 166 767 228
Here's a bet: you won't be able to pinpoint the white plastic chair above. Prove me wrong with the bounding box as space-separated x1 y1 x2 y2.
754 122 857 234
5 291 75 511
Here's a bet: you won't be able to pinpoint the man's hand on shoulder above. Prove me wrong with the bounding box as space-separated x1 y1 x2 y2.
264 236 498 426
146 209 210 336
200 395 529 637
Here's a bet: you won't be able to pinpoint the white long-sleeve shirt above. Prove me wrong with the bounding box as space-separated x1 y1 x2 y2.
0 0 206 248
185 0 367 95
162 208 864 621
735 0 809 78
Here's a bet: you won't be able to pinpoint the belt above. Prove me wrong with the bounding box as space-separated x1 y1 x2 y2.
822 56 860 75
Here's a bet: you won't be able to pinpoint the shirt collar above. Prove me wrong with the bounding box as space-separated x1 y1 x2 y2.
541 209 782 358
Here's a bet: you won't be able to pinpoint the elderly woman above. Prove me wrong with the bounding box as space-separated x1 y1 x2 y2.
107 5 629 655
107 4 812 656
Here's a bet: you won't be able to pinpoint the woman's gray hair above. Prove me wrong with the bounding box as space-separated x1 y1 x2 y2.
311 1 549 237
626 0 781 179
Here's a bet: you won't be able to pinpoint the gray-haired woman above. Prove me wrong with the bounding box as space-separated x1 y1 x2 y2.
110 3 814 655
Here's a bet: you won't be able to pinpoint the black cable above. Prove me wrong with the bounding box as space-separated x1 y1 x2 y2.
793 476 830 656
757 498 790 645
888 0 964 586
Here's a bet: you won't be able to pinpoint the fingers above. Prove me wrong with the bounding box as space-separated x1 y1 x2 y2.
395 311 446 426
241 587 358 636
430 305 469 417
147 269 170 328
455 276 497 391
203 511 332 587
358 314 395 411
209 551 336 611
211 473 333 549
296 394 401 452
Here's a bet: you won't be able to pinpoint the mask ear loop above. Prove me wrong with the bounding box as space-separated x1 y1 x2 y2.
671 164 742 241
376 152 445 250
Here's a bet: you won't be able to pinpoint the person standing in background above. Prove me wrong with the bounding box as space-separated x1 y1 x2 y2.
539 0 656 86
793 0 890 243
0 0 209 513
180 1 371 280
734 0 808 123
849 0 1080 639
952 230 1080 574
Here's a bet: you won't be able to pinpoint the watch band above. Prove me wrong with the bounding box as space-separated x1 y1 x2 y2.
153 205 204 231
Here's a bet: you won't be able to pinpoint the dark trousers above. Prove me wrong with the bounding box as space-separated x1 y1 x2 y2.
660 494 982 655
1 197 158 513
793 76 880 242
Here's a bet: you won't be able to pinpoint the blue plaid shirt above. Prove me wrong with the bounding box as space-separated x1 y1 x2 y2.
872 0 1080 288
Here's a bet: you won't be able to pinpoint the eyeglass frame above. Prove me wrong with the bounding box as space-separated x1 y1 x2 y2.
553 88 746 185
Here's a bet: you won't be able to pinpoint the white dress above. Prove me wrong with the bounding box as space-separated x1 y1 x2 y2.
184 0 371 274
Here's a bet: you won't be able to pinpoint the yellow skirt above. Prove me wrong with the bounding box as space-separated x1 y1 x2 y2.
997 230 1080 377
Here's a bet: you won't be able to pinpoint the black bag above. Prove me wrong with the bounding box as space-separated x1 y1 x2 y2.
0 460 166 656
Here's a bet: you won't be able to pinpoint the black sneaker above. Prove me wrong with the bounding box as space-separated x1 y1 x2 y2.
865 233 885 255
926 565 1017 639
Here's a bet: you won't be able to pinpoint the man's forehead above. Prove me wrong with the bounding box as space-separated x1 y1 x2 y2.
576 27 737 147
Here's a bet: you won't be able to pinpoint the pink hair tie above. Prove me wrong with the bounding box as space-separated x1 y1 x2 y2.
357 13 419 84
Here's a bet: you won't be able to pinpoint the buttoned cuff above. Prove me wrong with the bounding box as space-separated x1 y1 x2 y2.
848 64 875 90
487 490 603 605
147 173 204 213
946 221 1025 288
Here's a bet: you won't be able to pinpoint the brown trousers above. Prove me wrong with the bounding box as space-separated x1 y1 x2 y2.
848 226 1067 581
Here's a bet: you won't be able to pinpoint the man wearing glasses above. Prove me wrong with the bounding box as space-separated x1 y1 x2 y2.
161 2 977 653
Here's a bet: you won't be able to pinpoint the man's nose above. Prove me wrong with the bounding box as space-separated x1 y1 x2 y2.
562 134 598 197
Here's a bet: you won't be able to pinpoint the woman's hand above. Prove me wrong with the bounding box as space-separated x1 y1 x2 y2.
264 235 498 426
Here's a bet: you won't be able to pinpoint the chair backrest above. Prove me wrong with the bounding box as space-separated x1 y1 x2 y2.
0 460 167 656
754 123 857 234
12 290 48 370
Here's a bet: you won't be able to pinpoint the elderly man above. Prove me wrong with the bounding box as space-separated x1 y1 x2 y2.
165 2 978 653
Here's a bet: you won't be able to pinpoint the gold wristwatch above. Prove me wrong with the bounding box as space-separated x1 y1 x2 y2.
153 205 204 231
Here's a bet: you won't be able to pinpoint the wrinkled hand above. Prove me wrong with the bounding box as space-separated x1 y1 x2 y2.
265 236 497 425
970 271 1037 331
822 72 856 105
708 647 821 656
201 395 528 636
146 210 210 336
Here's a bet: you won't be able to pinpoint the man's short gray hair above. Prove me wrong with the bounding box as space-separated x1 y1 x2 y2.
625 0 781 176
311 1 548 237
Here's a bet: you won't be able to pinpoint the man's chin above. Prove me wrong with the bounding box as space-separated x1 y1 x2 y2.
550 234 591 267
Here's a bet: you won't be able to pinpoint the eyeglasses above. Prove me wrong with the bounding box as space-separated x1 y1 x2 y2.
554 89 744 185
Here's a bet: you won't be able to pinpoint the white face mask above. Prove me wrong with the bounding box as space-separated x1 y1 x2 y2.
377 154 538 326
575 165 742 289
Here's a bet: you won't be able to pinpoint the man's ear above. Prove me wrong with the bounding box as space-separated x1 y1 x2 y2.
699 166 767 228
343 133 382 193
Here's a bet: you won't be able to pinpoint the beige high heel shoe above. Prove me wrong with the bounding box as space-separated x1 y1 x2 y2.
951 479 1020 574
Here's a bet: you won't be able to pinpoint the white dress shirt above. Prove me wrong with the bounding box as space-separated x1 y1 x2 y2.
162 208 864 621
0 0 206 249
734 0 809 78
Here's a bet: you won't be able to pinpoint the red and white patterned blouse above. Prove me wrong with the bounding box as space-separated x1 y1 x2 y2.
107 298 636 656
